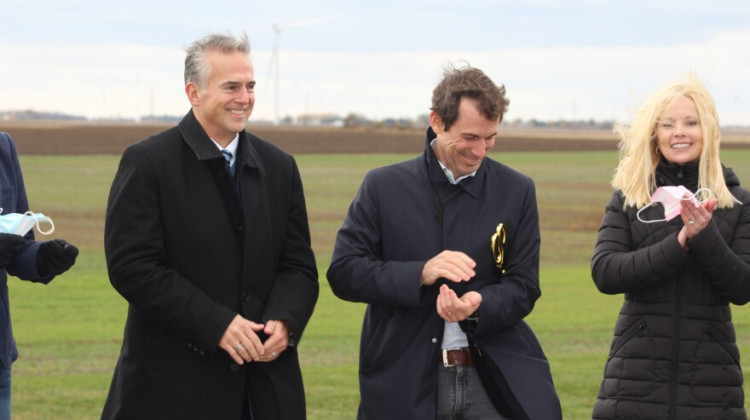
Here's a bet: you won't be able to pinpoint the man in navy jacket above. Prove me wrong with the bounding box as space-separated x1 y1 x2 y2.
0 132 78 420
327 65 561 419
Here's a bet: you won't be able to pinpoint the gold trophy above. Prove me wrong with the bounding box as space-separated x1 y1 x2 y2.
491 223 506 274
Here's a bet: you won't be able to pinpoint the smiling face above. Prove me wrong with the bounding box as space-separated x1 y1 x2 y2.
186 50 255 146
655 95 703 164
430 98 499 178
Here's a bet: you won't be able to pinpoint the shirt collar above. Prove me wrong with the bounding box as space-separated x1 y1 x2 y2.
211 134 239 165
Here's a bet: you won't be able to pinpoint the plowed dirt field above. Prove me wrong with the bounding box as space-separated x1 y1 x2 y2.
2 121 749 155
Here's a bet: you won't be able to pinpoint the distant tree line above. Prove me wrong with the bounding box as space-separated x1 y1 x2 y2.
0 109 631 132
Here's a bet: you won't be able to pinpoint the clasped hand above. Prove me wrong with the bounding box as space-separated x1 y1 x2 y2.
219 315 289 365
677 196 717 252
422 250 482 322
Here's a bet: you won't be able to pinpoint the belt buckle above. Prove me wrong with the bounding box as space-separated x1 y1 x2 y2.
441 348 462 367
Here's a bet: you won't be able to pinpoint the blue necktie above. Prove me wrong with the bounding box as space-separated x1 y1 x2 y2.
221 150 235 176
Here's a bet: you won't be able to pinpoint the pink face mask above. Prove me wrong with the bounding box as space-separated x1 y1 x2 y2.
636 186 712 224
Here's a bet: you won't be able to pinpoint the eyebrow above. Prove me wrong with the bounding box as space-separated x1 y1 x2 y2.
221 80 256 87
462 131 498 138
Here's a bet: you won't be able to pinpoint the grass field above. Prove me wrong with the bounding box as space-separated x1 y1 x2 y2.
7 149 750 419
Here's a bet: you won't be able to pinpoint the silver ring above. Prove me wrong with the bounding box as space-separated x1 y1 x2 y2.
271 351 277 358
235 343 243 352
689 219 695 225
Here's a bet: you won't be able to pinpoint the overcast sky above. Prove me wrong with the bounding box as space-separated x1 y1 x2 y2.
2 0 749 125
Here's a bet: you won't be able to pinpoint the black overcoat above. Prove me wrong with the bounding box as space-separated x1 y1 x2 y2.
327 128 561 419
101 110 318 419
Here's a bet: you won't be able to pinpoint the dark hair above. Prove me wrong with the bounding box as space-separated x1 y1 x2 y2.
184 33 251 88
430 63 509 130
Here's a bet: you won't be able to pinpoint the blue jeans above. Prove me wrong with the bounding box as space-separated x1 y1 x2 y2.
437 364 510 420
0 367 9 420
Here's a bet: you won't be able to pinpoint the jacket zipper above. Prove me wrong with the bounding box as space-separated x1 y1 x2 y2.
607 319 646 361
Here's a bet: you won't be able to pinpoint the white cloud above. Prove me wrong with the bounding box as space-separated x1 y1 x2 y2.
1 29 748 125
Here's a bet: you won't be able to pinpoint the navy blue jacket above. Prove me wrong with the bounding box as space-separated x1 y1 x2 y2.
327 128 561 419
0 132 52 369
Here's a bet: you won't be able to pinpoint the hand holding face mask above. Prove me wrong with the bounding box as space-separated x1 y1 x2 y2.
0 233 26 268
0 209 78 275
0 209 55 236
636 186 712 224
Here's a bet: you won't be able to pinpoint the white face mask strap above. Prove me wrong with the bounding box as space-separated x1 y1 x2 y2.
636 202 665 223
24 211 55 235
690 188 713 205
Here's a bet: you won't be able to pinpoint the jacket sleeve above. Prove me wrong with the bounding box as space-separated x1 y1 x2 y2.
1 132 52 284
591 191 689 294
104 145 236 354
474 180 542 333
262 157 319 343
326 171 425 307
688 199 750 304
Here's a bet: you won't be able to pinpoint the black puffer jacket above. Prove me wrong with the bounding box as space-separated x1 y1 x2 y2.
591 161 750 419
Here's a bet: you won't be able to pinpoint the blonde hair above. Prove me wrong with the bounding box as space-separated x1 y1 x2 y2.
611 74 738 209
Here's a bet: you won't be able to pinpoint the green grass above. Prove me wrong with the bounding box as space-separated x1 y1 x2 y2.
7 149 750 419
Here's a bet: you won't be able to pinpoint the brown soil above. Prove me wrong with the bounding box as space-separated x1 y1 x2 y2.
2 121 749 155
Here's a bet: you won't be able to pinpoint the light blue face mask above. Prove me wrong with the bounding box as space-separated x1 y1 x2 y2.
0 208 55 236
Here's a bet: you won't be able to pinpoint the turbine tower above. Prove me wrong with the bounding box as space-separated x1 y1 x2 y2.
260 5 337 124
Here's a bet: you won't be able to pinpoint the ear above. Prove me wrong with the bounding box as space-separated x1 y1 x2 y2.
185 82 201 107
429 111 444 134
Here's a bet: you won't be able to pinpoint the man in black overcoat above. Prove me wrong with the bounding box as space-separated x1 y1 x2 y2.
101 33 318 419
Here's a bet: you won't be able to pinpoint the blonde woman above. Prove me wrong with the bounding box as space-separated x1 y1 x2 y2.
591 75 750 419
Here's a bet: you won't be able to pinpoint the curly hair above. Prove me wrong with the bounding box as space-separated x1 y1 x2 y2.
430 63 509 130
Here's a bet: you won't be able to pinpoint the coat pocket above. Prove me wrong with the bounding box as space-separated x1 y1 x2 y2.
689 324 743 403
704 324 740 367
607 317 647 362
601 317 655 398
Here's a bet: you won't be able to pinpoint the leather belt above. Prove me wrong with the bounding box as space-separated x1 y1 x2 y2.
441 347 473 367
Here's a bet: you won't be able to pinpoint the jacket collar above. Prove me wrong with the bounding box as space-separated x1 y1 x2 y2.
656 157 699 191
178 109 266 177
423 127 484 198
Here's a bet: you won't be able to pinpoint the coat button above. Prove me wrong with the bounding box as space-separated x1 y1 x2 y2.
233 222 243 232
240 291 250 302
230 363 240 373
431 338 437 343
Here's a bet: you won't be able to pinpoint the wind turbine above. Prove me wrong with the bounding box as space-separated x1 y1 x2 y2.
259 5 338 124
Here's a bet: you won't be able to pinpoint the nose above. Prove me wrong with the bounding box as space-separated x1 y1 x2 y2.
674 123 688 137
476 139 495 158
470 143 487 160
236 89 251 104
